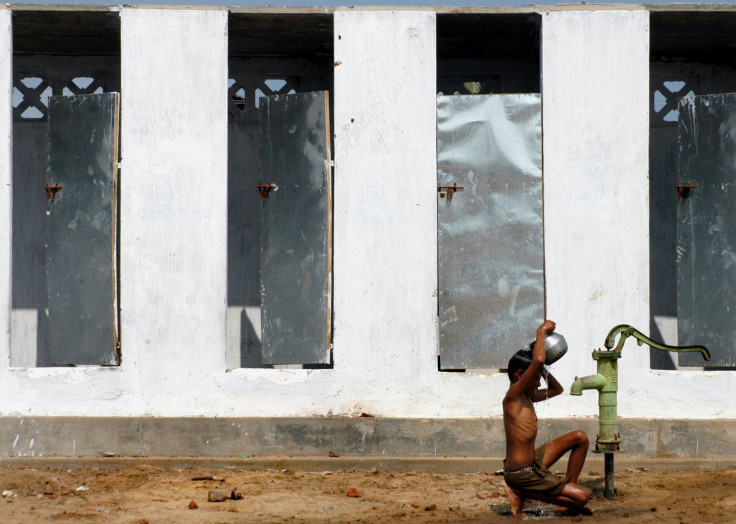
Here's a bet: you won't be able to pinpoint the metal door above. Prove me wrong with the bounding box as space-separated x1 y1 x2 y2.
46 93 120 365
258 91 332 365
437 94 544 369
677 93 736 366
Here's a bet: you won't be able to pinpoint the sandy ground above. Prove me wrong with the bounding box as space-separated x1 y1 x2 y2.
0 461 734 523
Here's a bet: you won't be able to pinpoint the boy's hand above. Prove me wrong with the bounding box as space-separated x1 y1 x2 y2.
531 320 555 366
538 319 556 335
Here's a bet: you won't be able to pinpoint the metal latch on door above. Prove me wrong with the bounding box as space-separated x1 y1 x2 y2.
676 183 697 199
257 182 276 199
438 183 464 201
45 184 63 202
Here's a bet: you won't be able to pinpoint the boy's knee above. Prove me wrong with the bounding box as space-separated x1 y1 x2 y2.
570 484 591 505
573 430 589 447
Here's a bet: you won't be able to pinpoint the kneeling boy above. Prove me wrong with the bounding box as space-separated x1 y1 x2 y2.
502 319 592 516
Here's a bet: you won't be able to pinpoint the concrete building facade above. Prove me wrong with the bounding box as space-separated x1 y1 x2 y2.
1 4 735 459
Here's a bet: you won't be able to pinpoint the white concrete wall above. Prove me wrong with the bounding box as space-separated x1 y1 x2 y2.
541 9 733 419
541 10 651 418
215 10 485 417
0 8 229 417
332 10 440 411
0 8 11 383
120 8 229 413
0 7 733 421
210 10 508 419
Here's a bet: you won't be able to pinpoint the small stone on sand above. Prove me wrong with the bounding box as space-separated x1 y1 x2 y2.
208 490 227 502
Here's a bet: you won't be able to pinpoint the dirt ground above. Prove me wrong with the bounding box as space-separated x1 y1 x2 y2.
0 461 734 523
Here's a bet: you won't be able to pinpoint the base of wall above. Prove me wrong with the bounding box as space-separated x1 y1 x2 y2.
0 417 732 458
1 455 734 474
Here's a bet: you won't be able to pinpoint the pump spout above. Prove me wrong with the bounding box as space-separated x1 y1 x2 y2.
570 373 606 395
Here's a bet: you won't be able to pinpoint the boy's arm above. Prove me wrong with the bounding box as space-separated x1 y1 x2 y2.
529 370 564 402
505 320 555 400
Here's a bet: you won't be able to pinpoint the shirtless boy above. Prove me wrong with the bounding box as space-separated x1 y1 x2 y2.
502 319 592 516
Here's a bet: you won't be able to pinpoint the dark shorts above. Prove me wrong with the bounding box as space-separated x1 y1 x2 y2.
503 443 567 496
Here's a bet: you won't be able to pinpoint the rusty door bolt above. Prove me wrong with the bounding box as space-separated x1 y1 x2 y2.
438 183 464 201
45 184 63 201
257 182 276 199
676 183 697 199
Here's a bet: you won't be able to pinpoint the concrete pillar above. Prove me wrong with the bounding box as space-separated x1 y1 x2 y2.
333 11 439 410
120 8 228 411
0 8 11 379
541 10 651 415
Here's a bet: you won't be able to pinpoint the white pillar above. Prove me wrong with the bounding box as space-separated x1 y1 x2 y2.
120 8 228 411
542 10 650 414
333 11 439 401
0 8 12 379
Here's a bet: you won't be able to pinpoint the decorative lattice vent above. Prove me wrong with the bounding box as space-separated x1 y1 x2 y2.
14 74 301 120
228 76 300 112
652 80 696 126
13 75 107 122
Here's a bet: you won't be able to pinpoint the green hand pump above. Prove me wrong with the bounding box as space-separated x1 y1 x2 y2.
570 325 710 499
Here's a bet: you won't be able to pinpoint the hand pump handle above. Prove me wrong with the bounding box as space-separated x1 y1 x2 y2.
604 324 710 361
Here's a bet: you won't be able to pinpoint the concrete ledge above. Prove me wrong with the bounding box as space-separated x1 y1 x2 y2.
0 417 733 459
1 456 735 474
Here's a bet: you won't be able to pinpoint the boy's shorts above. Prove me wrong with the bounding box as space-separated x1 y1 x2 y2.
503 443 568 496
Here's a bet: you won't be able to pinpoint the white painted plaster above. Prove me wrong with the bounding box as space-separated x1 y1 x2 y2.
542 10 732 419
0 9 11 384
542 10 651 416
119 8 229 413
332 10 440 409
542 11 649 415
213 10 510 420
9 309 37 367
0 8 733 422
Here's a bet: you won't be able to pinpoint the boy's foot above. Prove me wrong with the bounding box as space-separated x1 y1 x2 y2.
503 485 525 516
